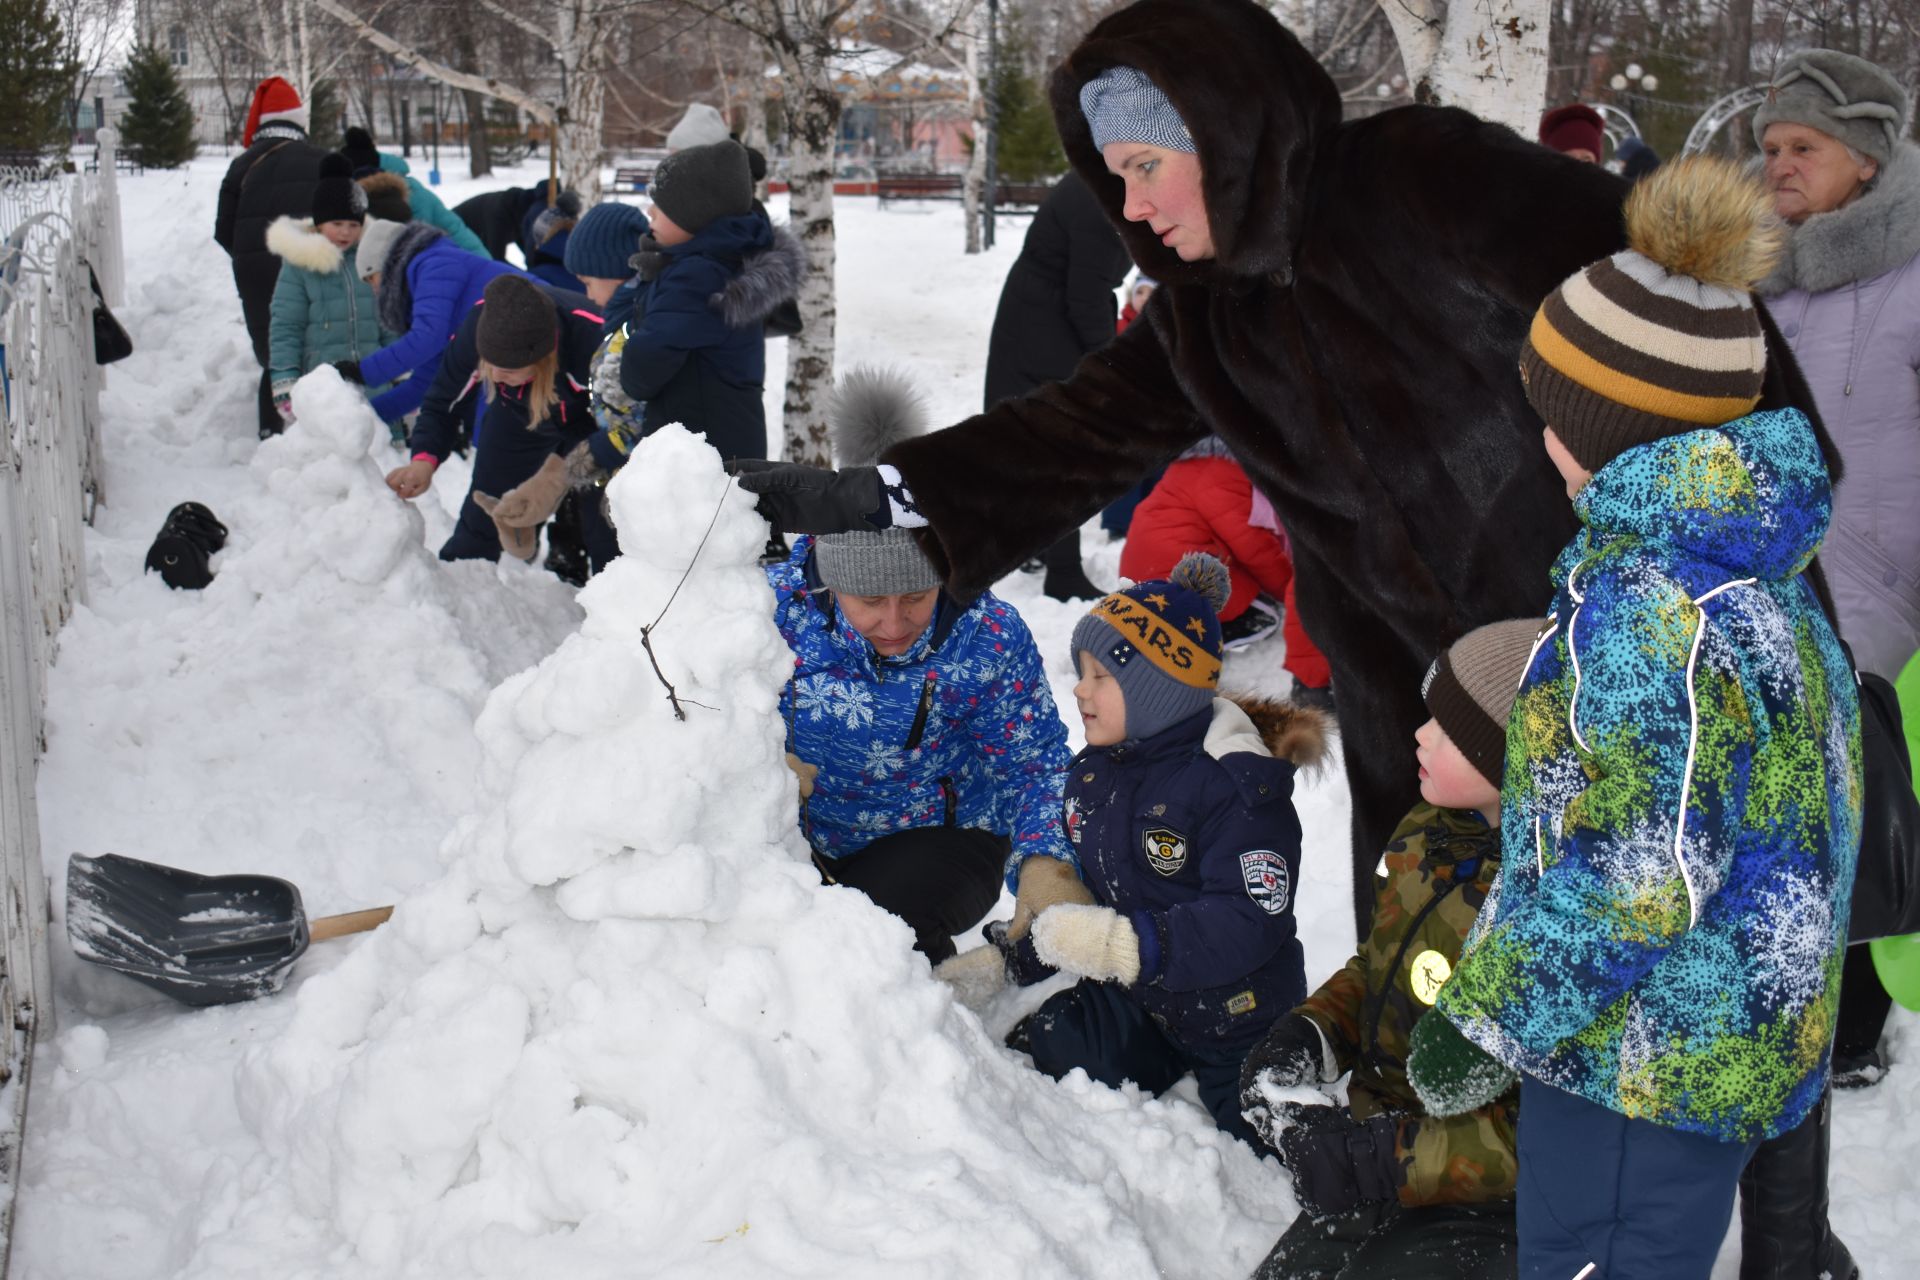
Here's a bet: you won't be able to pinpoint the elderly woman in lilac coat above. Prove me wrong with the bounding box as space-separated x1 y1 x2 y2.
1756 49 1920 684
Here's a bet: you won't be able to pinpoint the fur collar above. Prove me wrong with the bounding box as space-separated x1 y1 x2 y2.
714 224 806 327
1760 142 1920 295
1050 0 1342 286
266 216 346 274
377 223 449 334
1211 694 1331 768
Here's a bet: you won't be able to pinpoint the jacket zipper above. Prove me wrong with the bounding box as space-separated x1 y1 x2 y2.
903 670 936 750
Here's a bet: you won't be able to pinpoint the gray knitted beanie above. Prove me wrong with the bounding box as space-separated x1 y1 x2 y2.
476 275 556 369
666 103 731 151
649 141 754 235
1079 65 1195 154
354 218 406 282
814 368 941 598
1753 49 1909 169
1421 619 1545 786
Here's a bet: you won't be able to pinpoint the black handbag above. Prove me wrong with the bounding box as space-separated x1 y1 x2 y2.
1847 666 1920 943
143 502 228 591
88 265 132 364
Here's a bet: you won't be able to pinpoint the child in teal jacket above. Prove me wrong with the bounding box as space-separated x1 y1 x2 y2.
266 156 390 431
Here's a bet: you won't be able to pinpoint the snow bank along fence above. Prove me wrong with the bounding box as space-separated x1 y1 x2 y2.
0 128 124 1234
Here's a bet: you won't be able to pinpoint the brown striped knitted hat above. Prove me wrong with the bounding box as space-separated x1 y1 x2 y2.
1422 619 1545 786
1520 155 1785 473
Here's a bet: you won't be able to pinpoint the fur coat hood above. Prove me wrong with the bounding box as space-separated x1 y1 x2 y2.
1210 694 1331 769
1048 0 1341 286
266 216 347 274
1760 141 1920 294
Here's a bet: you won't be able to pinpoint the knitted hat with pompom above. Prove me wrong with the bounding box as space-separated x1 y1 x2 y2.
1071 552 1230 742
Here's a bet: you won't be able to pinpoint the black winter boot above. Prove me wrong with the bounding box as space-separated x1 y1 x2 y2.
1736 1088 1859 1280
1040 530 1102 602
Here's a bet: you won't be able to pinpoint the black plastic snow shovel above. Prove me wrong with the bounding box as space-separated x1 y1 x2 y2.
65 853 393 1007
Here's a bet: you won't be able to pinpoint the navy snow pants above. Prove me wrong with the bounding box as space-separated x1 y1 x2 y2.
439 412 616 570
1023 978 1265 1147
1517 1076 1759 1279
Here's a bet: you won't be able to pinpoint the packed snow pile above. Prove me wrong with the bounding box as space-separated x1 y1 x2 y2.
170 425 1290 1278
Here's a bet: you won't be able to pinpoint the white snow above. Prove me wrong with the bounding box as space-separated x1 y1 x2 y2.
12 154 1915 1278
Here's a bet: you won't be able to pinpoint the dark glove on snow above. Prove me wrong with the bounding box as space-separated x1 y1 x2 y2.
1276 1105 1404 1219
729 460 887 535
1240 1013 1330 1113
332 359 365 386
1406 1011 1516 1118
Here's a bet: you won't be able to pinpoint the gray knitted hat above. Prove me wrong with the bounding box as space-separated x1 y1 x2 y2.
1079 65 1195 154
355 217 406 282
476 275 556 368
1421 619 1544 786
649 141 754 235
1753 49 1909 169
814 367 940 598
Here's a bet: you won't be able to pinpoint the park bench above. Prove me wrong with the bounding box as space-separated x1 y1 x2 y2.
876 172 1052 210
612 166 653 193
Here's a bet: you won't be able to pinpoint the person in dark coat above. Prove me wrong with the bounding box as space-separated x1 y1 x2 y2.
382 275 615 569
450 184 583 264
732 5 1851 1264
214 76 328 438
983 171 1134 601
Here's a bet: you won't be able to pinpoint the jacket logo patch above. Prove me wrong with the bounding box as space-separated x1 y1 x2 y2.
1240 850 1291 915
1225 991 1258 1017
1410 949 1453 1005
1064 796 1084 847
1143 827 1187 875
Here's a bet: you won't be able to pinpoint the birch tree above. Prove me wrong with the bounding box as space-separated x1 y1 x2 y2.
1376 0 1552 131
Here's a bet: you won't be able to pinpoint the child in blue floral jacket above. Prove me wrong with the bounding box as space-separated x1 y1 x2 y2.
1408 157 1862 1278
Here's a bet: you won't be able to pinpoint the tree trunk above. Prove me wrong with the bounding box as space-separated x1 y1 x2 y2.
452 25 492 178
961 1 987 254
776 48 841 468
1381 0 1551 135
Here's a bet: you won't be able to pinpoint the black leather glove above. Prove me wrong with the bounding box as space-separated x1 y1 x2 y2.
332 360 365 386
1277 1105 1403 1219
1239 1012 1329 1127
729 460 887 535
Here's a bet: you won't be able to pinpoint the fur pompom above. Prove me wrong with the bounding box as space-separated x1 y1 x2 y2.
1624 154 1784 290
828 366 928 467
1170 551 1232 613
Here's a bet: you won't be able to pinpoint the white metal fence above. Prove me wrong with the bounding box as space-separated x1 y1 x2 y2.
0 127 124 1263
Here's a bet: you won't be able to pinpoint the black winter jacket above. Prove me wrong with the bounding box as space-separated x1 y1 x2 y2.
408 283 603 462
983 172 1133 408
215 125 328 353
884 0 1830 937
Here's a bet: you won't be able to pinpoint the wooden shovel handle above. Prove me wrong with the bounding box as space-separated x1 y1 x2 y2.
308 906 395 943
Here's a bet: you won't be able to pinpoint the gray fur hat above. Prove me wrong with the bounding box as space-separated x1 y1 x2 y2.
1753 49 1909 169
814 367 941 598
666 103 731 151
649 141 754 235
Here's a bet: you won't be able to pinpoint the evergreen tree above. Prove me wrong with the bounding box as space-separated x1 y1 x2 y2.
309 80 343 151
120 43 197 169
0 0 75 161
991 28 1065 184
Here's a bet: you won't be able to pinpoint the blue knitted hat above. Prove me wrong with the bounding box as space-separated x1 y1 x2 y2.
1071 552 1230 742
564 202 652 279
1079 65 1195 154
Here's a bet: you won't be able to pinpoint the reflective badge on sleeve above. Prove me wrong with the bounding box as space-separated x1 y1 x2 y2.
1239 849 1291 915
1410 949 1453 1005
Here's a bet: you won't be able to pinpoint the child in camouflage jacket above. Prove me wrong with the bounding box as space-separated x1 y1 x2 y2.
1408 158 1862 1278
1239 619 1540 1280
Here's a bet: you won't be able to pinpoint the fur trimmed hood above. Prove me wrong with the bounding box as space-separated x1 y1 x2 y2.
376 222 449 334
1048 0 1341 286
1759 140 1920 295
266 216 345 274
715 224 806 328
1208 694 1332 768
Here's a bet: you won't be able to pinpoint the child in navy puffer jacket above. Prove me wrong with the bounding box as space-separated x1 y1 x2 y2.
1010 552 1319 1146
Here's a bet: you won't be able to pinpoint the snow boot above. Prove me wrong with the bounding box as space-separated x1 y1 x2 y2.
544 490 591 587
1041 530 1102 602
1736 1088 1859 1280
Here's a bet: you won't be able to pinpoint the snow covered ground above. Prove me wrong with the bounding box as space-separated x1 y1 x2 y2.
11 154 1915 1278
